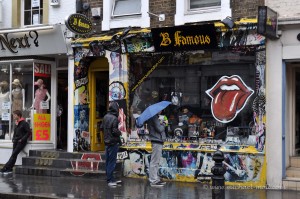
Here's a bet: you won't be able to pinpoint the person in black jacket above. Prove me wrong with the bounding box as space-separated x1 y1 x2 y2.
0 110 30 174
103 101 122 187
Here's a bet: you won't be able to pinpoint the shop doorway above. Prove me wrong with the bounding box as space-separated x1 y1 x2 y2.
57 69 68 150
89 59 109 151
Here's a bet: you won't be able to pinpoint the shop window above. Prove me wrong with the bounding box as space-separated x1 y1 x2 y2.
189 0 221 10
0 61 52 141
0 62 33 140
112 0 141 17
129 50 256 143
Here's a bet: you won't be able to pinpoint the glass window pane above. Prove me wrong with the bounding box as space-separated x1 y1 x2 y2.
113 0 141 16
24 0 31 10
24 11 31 25
129 50 256 142
0 64 10 140
190 0 221 9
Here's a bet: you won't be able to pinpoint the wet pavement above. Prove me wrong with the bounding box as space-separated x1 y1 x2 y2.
0 173 300 199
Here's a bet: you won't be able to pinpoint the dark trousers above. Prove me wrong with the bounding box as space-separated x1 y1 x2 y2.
4 141 27 170
105 144 119 183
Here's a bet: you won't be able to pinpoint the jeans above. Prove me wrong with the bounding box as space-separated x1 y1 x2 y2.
4 141 27 170
149 142 163 183
105 144 119 183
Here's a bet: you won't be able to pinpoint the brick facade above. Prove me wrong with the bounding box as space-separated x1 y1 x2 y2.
80 0 265 31
231 0 265 19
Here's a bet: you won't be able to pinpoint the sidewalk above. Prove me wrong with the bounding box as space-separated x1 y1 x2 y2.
0 173 298 199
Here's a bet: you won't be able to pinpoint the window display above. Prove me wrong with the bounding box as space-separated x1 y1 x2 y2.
0 61 52 140
129 50 257 146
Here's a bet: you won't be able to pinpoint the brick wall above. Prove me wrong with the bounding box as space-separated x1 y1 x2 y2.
149 0 176 28
81 0 103 33
231 0 265 19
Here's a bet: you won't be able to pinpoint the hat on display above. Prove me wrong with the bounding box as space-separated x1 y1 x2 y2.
0 81 8 87
12 79 22 87
34 79 44 87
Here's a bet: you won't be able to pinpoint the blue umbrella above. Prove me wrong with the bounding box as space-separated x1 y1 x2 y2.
136 101 171 128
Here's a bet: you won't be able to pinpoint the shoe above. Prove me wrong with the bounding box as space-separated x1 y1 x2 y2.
108 182 117 187
150 181 165 187
115 180 122 184
0 168 7 173
3 169 12 175
157 180 166 185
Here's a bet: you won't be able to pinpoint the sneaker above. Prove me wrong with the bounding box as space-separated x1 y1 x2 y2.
150 181 165 187
0 168 7 173
3 169 12 175
157 180 166 185
115 180 122 184
108 182 117 187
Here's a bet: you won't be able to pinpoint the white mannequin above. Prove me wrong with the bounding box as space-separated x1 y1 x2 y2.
11 79 25 112
0 81 10 139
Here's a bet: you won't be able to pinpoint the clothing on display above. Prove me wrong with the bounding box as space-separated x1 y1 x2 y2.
11 79 25 112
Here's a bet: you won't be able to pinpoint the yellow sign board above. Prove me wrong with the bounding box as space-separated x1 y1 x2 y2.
33 114 51 141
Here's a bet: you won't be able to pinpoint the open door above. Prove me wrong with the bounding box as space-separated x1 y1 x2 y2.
89 59 109 151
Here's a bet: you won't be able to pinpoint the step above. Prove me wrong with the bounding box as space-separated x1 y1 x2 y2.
22 157 123 170
282 177 300 190
15 166 122 179
286 167 300 178
29 150 106 160
290 156 300 167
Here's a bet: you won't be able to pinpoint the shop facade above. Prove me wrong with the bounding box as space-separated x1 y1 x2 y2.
0 24 69 164
72 19 267 186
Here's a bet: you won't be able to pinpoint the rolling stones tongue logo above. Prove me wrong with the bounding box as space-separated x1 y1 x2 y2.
206 75 254 123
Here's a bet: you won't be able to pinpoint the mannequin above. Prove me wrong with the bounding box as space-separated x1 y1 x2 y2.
32 79 51 114
11 79 25 112
0 81 10 139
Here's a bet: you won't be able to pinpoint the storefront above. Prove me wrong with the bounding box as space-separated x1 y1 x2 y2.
72 19 266 186
0 24 69 164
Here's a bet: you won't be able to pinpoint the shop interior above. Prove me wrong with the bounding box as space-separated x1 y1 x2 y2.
129 50 258 146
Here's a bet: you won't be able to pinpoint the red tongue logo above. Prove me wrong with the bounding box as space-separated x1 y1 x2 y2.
206 75 253 123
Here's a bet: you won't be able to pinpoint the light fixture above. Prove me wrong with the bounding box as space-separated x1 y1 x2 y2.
91 7 101 19
221 17 235 29
0 25 54 34
147 12 165 22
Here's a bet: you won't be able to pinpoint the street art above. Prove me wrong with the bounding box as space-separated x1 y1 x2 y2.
70 153 102 176
206 75 254 123
252 47 266 152
123 149 265 184
74 105 90 151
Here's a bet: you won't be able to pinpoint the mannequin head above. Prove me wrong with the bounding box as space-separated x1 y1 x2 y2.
12 79 22 89
0 81 9 93
34 79 45 88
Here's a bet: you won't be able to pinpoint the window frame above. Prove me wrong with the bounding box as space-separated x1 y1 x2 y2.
111 0 142 18
187 0 221 13
22 0 44 27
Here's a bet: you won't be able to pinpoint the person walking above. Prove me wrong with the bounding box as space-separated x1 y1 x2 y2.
103 101 122 187
147 112 167 187
0 110 31 174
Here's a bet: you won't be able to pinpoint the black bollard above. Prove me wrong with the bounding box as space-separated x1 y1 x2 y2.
211 149 226 199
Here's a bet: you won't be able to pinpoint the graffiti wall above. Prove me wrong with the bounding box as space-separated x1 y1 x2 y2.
123 148 265 185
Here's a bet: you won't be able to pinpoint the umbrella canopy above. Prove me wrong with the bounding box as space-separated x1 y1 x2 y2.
136 101 171 128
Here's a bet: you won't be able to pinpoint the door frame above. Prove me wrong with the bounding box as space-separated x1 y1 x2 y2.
88 58 109 151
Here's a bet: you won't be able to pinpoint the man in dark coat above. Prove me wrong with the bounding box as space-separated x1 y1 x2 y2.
0 110 30 174
103 101 122 187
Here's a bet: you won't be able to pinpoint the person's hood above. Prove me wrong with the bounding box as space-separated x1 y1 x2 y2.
108 101 119 117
